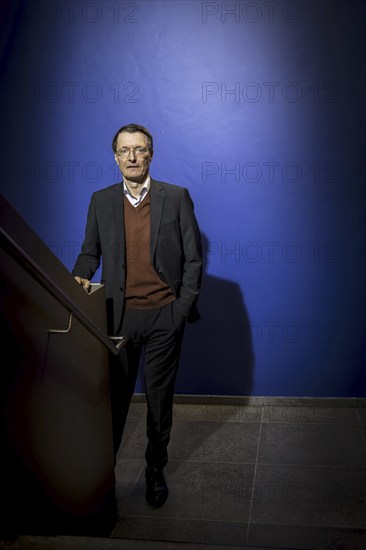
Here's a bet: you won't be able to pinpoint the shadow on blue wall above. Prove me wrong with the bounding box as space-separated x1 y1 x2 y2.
177 232 254 396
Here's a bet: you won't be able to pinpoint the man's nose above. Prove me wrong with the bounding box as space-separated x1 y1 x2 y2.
127 149 137 160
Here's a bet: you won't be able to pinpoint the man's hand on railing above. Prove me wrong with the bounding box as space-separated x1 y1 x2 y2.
74 276 91 293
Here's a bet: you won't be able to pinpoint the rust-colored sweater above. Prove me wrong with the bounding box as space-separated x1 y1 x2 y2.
124 193 175 310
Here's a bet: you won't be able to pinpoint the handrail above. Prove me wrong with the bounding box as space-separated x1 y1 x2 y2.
0 226 126 355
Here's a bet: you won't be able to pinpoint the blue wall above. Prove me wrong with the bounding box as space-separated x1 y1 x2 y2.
1 0 365 396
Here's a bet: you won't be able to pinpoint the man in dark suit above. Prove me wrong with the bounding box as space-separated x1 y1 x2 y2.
72 123 202 508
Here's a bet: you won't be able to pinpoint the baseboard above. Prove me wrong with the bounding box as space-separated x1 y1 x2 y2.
131 394 366 407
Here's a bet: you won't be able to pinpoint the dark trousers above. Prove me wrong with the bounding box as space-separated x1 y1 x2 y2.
109 301 185 469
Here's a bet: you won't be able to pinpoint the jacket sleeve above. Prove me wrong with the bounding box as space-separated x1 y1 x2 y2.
72 193 101 280
176 188 203 320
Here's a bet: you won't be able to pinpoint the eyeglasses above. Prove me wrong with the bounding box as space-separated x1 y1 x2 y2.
116 147 149 158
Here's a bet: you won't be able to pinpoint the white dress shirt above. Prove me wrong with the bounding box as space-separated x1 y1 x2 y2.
123 176 150 207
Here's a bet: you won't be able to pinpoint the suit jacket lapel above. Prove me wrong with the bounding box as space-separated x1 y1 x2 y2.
111 183 125 270
150 179 164 260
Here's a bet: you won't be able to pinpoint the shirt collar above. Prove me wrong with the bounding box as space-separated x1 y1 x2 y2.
123 176 150 205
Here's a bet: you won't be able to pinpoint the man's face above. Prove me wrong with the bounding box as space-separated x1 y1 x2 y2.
115 131 153 184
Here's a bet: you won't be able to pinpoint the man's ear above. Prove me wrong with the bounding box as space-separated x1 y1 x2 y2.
114 154 119 164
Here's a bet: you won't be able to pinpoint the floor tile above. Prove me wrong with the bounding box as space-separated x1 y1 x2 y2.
250 464 366 529
258 423 366 467
357 408 366 424
248 523 366 550
118 422 147 460
114 458 145 507
120 460 255 523
168 421 260 463
126 403 147 423
173 403 263 423
262 405 360 425
112 516 248 547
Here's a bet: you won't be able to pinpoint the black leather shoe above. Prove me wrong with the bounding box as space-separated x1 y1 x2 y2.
145 466 168 508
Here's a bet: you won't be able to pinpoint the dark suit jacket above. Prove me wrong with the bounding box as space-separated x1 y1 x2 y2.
72 179 202 334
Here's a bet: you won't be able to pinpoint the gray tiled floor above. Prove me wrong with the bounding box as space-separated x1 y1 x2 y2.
1 399 366 550
112 398 366 550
